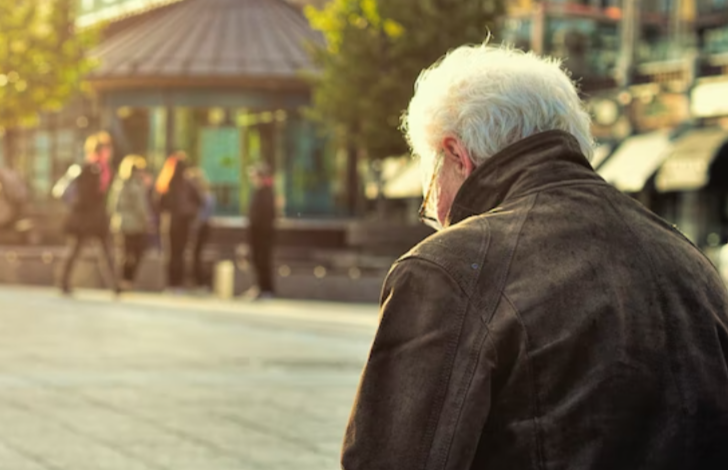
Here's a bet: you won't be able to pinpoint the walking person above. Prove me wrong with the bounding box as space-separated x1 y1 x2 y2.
155 152 201 293
108 155 153 293
244 163 276 300
55 133 117 295
0 167 29 231
188 168 216 291
342 43 728 470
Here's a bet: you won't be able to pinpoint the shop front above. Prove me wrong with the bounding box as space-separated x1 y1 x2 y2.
651 77 728 247
596 85 691 212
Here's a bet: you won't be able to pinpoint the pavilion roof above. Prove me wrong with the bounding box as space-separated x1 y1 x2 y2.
88 0 324 90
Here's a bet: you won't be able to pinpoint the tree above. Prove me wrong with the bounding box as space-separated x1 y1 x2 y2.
304 0 505 162
0 0 98 163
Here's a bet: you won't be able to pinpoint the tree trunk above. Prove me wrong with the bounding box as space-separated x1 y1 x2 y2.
2 128 16 169
346 142 359 217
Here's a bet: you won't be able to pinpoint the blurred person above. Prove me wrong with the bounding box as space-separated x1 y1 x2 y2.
342 43 728 470
156 152 202 293
139 165 161 253
0 166 29 230
188 168 216 291
244 163 276 300
56 133 117 295
95 131 114 190
108 155 153 292
141 167 160 254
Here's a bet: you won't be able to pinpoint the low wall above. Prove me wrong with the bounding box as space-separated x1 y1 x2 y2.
0 246 387 303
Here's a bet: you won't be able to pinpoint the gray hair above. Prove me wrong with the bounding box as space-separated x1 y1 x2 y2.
402 42 594 179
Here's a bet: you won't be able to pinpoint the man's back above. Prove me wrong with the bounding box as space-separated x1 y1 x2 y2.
342 131 728 470
472 179 728 469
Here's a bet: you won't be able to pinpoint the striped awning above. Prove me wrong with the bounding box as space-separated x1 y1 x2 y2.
655 127 728 192
597 130 673 193
590 143 613 170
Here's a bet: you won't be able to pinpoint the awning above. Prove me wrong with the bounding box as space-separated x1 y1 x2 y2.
381 157 422 199
655 127 728 192
597 130 673 193
590 143 613 170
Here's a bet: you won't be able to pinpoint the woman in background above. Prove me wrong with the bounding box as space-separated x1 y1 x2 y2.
245 163 276 300
155 152 201 292
188 168 216 290
57 133 117 295
108 155 152 292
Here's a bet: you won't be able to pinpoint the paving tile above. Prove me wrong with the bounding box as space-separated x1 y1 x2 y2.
0 287 377 469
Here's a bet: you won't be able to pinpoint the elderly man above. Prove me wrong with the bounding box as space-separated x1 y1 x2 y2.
342 44 728 469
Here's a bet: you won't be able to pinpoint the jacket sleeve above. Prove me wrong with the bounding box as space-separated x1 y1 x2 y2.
342 257 495 470
107 182 121 216
52 164 81 200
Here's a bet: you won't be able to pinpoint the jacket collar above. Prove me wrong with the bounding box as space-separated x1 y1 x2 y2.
446 130 601 227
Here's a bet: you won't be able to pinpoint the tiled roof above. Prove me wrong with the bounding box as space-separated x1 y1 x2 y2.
89 0 323 88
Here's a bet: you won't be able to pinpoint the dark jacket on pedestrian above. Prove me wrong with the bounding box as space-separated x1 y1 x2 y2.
249 183 275 237
160 161 201 220
342 130 728 470
64 163 109 238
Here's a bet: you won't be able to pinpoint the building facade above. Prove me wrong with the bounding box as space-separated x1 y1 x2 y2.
501 0 728 252
88 0 342 218
2 0 351 222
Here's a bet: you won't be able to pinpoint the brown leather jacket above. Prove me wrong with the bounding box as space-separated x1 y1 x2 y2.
342 130 728 470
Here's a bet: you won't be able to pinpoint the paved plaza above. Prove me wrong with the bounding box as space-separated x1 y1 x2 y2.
0 287 379 469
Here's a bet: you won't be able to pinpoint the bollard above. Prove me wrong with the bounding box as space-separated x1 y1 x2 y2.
214 260 236 300
314 266 327 279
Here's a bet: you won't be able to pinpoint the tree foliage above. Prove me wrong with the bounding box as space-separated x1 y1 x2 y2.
0 0 99 129
305 0 505 160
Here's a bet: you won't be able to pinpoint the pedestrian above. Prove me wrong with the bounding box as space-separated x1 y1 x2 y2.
342 43 728 469
188 167 216 291
0 167 29 230
140 166 161 253
108 155 153 292
244 163 276 300
55 133 118 295
155 152 201 293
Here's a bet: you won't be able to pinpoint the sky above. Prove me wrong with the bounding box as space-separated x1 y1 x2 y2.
76 0 182 27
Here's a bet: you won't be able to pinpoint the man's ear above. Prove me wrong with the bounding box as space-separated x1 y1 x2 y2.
442 136 475 178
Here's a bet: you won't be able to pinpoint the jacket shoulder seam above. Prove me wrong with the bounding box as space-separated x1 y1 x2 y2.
391 255 470 298
396 217 491 298
481 193 537 324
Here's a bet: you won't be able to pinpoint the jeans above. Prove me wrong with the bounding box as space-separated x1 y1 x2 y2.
251 230 274 294
193 222 211 287
120 233 147 283
61 235 116 291
167 215 193 288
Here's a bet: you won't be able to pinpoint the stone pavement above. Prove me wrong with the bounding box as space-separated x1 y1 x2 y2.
0 287 380 469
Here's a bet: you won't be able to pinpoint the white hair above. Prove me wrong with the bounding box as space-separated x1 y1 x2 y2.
402 43 594 173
